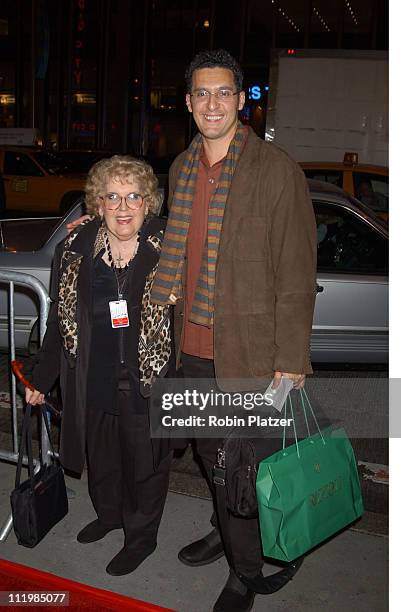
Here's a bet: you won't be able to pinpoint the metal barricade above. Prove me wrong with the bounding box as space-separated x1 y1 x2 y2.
0 270 51 541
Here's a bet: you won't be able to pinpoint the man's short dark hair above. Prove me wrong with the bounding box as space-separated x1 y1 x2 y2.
185 49 244 93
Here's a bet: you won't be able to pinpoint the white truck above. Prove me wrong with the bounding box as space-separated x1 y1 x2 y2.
265 49 388 166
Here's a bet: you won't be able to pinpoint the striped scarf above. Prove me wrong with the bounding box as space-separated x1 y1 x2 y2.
151 123 247 326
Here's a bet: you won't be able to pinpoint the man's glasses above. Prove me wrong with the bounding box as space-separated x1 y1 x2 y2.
189 88 240 101
99 192 146 211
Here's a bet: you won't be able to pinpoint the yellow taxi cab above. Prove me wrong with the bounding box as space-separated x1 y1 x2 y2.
300 153 388 221
0 147 87 214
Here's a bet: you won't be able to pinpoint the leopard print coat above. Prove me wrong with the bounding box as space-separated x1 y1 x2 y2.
57 220 171 396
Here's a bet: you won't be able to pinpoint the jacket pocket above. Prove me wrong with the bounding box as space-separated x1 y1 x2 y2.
234 216 267 261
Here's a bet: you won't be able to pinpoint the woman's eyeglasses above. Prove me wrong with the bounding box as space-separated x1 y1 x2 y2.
99 192 146 210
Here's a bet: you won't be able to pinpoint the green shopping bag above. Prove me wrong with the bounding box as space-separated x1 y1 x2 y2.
256 389 364 562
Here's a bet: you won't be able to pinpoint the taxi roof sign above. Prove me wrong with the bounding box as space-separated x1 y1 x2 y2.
343 151 359 165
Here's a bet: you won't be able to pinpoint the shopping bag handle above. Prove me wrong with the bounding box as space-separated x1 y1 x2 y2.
282 388 326 458
300 387 325 443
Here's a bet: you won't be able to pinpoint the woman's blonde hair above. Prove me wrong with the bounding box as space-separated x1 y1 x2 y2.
85 155 162 216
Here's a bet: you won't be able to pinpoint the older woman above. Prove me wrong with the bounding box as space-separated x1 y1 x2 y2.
26 156 174 576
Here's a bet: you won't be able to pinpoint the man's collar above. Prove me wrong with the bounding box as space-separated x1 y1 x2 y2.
199 122 249 167
200 144 225 168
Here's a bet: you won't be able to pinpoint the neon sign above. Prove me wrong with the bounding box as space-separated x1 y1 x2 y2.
248 85 269 101
73 0 86 87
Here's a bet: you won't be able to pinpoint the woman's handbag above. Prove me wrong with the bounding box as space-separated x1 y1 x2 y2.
256 389 364 562
10 403 68 548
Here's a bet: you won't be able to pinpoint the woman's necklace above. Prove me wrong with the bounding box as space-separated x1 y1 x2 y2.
104 230 141 272
104 230 141 299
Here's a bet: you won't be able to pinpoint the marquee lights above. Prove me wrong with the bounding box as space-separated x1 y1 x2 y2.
313 6 331 32
345 0 359 26
271 1 301 33
271 1 337 35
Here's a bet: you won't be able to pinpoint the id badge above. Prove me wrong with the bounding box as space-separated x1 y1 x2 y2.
109 300 130 328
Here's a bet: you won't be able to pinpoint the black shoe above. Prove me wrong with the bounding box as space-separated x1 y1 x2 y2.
213 571 255 612
77 519 121 544
178 528 224 567
106 544 156 576
238 556 304 594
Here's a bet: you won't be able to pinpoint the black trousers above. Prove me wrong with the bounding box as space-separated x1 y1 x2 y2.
181 353 264 577
86 389 172 551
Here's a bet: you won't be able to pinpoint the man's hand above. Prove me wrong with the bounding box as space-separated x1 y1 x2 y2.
66 214 90 233
25 387 45 406
272 371 306 390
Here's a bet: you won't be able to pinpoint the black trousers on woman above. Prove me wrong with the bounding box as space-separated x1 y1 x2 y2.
86 389 172 552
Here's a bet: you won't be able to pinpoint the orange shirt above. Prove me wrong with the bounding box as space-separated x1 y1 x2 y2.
182 153 224 359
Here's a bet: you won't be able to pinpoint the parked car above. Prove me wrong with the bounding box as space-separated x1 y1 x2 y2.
0 181 388 363
0 200 85 352
301 154 388 221
0 147 167 216
0 147 89 214
309 180 388 363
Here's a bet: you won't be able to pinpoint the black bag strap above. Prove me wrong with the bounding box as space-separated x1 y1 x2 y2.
213 459 303 594
39 404 57 461
15 403 35 490
14 402 57 491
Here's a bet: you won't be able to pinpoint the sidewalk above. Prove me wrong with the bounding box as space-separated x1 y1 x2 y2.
0 461 388 612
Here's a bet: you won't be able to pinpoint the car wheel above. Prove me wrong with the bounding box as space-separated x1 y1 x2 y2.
60 191 84 214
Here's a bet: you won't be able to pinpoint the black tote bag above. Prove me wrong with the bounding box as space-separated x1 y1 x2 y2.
10 403 68 548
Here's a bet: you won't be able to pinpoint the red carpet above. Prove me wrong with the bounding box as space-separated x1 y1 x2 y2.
0 559 175 611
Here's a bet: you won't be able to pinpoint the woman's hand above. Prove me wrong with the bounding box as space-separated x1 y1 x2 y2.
66 215 90 233
25 387 45 405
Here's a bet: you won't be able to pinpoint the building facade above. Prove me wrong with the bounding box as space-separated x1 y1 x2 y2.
0 0 389 168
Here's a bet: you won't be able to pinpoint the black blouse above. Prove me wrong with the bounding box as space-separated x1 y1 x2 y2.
86 251 148 415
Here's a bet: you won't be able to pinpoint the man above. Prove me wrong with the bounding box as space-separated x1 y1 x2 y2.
151 49 317 612
357 179 386 211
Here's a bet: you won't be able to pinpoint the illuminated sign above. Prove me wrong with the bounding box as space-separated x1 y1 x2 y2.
73 0 86 87
72 121 96 133
248 85 269 101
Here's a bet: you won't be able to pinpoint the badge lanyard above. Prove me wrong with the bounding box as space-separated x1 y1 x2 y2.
105 230 140 330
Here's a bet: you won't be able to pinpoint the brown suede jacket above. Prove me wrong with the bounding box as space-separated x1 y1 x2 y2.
168 127 317 390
